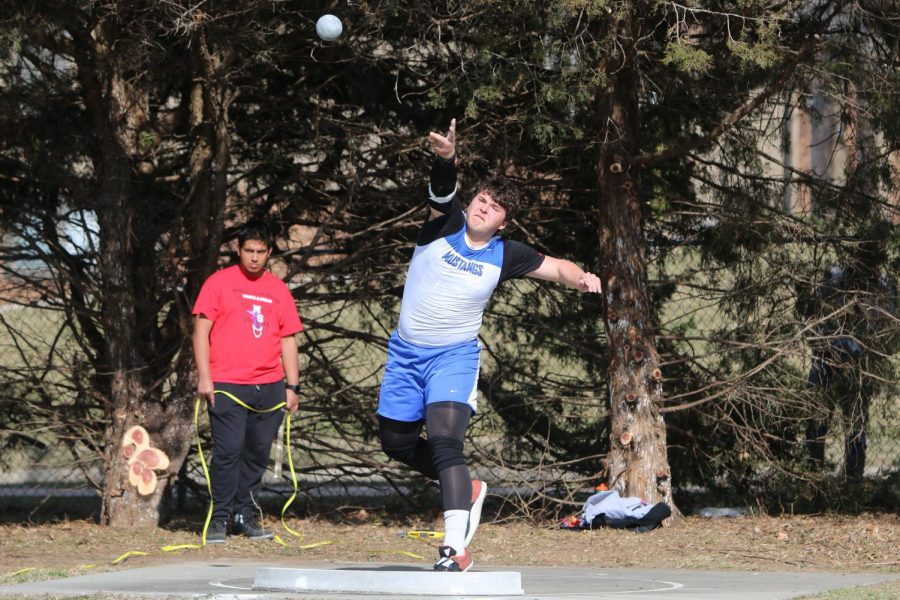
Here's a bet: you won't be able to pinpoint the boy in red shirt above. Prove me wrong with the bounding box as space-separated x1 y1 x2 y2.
192 221 303 543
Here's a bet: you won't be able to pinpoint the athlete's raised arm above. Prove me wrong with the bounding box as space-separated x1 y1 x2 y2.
427 119 457 219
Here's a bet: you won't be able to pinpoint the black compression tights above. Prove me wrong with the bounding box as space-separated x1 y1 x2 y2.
379 401 473 511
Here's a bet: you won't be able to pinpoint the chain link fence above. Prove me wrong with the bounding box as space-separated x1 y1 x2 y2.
0 302 100 517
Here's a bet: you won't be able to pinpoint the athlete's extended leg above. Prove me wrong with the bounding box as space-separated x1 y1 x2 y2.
377 332 437 477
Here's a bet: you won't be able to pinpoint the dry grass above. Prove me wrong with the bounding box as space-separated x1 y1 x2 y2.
0 512 897 583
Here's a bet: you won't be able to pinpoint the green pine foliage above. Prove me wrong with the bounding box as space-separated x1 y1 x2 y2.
0 0 896 517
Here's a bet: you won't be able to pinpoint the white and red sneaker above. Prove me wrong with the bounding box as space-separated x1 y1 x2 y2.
464 479 487 546
433 545 473 572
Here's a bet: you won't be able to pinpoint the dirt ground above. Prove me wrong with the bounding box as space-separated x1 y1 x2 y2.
1 511 898 583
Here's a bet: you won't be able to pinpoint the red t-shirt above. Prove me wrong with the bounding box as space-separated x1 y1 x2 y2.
192 265 303 384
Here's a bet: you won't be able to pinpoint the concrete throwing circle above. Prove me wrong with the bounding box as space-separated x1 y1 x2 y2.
254 566 525 596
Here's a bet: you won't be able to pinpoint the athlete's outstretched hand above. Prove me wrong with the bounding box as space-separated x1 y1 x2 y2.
429 118 456 160
577 272 603 293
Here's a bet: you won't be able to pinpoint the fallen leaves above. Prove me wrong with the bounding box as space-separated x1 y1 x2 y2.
0 513 896 575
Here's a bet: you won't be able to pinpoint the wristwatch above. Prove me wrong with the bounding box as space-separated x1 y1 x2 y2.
285 383 301 394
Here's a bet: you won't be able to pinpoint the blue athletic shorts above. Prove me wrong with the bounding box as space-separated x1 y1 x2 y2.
377 332 481 422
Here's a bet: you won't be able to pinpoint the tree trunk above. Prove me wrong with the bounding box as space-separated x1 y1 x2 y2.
102 382 195 527
596 10 677 517
190 26 233 278
72 17 201 526
789 96 814 213
94 153 172 526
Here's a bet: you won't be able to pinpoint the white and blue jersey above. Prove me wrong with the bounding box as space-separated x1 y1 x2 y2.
378 156 545 421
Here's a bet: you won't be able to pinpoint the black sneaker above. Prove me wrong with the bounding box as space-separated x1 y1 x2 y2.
233 514 274 540
205 519 227 545
433 545 473 572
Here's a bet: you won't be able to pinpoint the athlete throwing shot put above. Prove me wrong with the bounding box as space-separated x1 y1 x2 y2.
377 119 602 572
